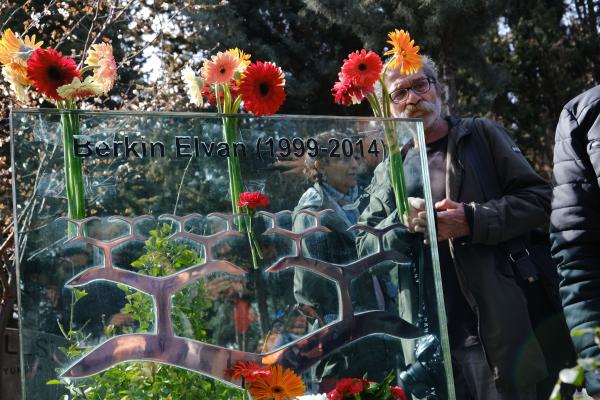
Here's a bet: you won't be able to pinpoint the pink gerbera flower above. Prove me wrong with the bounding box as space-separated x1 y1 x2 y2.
201 51 239 84
84 43 117 93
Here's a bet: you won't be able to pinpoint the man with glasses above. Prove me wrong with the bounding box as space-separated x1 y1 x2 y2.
357 56 552 399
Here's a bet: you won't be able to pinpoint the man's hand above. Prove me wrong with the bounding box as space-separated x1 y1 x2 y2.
435 198 471 241
406 197 427 233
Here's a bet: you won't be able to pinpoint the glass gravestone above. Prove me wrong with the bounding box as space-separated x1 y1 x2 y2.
11 110 454 400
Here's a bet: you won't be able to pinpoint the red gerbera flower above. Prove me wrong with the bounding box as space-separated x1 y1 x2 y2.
335 377 369 396
326 378 369 399
237 191 269 209
239 61 286 116
27 48 80 100
341 49 383 87
331 73 373 106
391 386 407 400
231 361 271 382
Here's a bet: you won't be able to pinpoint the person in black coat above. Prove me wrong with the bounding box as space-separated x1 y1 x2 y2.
551 84 600 399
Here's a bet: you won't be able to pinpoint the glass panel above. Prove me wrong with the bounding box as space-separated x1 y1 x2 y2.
11 109 453 400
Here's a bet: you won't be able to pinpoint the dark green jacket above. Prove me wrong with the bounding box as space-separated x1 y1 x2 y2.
551 85 600 395
358 117 551 390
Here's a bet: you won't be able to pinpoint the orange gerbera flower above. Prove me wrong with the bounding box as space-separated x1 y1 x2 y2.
384 29 423 75
248 364 305 400
0 29 43 91
201 51 239 84
0 29 43 66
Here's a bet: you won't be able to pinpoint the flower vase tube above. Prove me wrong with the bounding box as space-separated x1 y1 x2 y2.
383 121 409 223
222 116 247 231
61 109 85 236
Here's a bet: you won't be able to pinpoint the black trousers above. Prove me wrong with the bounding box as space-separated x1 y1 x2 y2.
452 345 536 400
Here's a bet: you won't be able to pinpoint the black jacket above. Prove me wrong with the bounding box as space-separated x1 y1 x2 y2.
551 85 600 395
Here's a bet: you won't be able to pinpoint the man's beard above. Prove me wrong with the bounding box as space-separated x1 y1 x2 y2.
401 99 438 120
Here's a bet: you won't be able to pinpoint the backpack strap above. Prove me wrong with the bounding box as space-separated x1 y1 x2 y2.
463 117 538 282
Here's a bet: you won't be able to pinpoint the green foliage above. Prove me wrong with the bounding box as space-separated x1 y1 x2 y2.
50 224 244 399
550 329 600 400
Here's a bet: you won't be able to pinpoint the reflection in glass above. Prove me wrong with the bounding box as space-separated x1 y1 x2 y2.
12 110 451 399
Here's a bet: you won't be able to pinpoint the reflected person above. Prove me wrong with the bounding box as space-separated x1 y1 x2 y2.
292 130 397 391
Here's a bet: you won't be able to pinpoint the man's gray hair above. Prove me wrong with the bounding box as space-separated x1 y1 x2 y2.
383 55 440 82
417 56 439 81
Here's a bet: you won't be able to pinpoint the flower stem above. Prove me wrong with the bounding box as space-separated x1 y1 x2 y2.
372 78 409 223
223 116 246 232
60 104 86 237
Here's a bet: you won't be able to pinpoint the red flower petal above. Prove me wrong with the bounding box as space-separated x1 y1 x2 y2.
239 61 286 116
331 73 373 106
231 361 269 382
27 48 81 100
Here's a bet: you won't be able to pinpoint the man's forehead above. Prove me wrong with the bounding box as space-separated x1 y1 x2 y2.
387 71 428 89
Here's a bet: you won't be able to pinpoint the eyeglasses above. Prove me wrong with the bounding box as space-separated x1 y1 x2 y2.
389 77 436 104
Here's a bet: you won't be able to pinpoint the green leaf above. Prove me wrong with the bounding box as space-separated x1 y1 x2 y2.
558 366 585 386
549 381 562 400
46 379 62 385
571 329 595 337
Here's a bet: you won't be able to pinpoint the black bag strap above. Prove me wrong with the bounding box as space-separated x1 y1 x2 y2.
464 117 538 282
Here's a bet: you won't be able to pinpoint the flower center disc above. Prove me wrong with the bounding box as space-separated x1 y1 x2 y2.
259 82 270 96
272 386 283 393
47 66 62 81
358 63 367 71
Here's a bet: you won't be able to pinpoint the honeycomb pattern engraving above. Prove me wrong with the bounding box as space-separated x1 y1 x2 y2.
60 211 423 385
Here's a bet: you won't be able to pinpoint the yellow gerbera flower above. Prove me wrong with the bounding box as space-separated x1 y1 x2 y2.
181 66 204 107
248 364 305 400
384 29 423 75
0 28 43 66
57 76 103 100
227 47 251 74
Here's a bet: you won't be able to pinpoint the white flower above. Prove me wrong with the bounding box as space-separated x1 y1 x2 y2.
181 66 204 107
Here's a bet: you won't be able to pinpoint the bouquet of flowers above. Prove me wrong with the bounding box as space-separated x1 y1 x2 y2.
182 49 286 269
331 29 423 223
325 374 407 400
230 361 305 400
1 28 117 230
